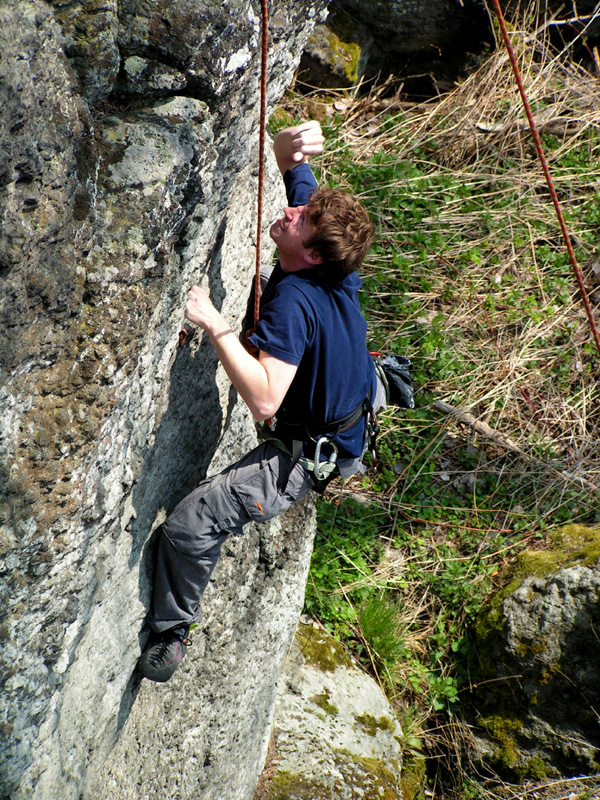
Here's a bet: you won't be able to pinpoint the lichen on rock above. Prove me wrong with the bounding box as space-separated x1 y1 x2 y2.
0 1 327 798
299 6 371 89
467 524 600 779
254 620 403 799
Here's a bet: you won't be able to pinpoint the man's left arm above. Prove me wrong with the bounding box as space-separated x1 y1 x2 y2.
183 120 323 418
185 286 297 421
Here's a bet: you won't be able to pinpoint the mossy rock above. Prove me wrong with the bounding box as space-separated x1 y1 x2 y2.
400 755 426 800
355 712 396 737
298 7 370 89
263 770 329 800
295 621 353 672
471 523 600 672
265 757 400 800
496 524 600 603
466 524 600 780
256 623 404 799
259 747 403 800
312 688 339 716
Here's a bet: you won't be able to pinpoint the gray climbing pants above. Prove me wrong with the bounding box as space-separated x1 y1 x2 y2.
146 441 315 633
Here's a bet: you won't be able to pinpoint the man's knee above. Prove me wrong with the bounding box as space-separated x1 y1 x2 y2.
163 487 238 558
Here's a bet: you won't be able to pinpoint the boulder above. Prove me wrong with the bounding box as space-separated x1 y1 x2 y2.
254 620 404 799
0 1 326 797
299 1 600 94
467 525 600 780
299 0 490 90
298 6 373 90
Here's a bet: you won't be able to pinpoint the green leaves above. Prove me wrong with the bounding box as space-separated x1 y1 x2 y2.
304 499 385 637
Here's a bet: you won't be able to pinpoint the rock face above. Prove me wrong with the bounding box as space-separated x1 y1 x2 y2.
468 526 600 780
93 498 318 800
335 0 488 60
301 0 600 93
254 621 403 799
0 1 326 798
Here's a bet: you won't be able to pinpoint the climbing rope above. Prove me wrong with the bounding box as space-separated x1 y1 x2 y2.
491 0 600 357
180 1 268 351
253 0 269 331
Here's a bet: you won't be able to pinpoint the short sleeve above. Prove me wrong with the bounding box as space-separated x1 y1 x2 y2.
247 281 312 366
283 163 318 207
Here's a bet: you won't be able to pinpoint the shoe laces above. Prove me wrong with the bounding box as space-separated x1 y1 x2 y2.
148 637 174 667
148 631 190 667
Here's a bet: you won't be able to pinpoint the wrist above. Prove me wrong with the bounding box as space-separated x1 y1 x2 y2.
201 308 228 338
203 307 234 340
211 327 234 341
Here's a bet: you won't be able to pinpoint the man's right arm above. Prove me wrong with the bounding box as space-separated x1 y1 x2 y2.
273 121 324 176
184 285 298 421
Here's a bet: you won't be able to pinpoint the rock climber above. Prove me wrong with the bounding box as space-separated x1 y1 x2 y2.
138 120 385 682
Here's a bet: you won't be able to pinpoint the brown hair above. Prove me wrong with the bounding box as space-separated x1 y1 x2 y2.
304 188 374 281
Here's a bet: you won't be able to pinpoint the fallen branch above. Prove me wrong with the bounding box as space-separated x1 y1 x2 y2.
433 400 600 495
432 400 523 453
475 117 582 137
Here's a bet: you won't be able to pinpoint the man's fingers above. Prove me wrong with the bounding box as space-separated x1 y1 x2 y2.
185 285 210 322
298 142 324 154
273 120 324 174
292 121 324 145
291 123 324 159
294 120 322 135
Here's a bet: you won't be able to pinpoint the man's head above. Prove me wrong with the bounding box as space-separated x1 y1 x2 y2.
270 188 374 280
304 188 374 281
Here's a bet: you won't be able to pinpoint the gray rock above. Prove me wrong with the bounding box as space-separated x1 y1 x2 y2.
301 0 490 89
90 497 318 800
0 0 327 797
336 0 488 59
254 621 403 799
468 533 600 779
299 6 373 89
117 56 188 97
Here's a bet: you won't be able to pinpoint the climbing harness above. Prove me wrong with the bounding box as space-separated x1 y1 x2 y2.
263 395 378 491
491 0 600 358
261 347 418 487
312 436 339 481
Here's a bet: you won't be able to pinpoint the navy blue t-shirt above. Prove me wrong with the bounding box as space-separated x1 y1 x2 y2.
248 164 376 459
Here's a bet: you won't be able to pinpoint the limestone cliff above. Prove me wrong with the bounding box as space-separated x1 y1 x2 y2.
0 1 325 797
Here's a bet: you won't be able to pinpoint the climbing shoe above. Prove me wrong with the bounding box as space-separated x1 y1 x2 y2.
138 625 191 683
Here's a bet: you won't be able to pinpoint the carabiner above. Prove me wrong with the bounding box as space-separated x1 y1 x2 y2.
313 436 338 481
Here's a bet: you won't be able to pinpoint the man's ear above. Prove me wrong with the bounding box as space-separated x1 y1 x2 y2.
305 249 323 265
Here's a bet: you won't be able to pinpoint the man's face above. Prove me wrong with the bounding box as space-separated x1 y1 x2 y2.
270 205 319 271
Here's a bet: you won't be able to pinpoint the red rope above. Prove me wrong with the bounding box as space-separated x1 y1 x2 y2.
491 0 600 357
182 2 268 352
253 0 269 330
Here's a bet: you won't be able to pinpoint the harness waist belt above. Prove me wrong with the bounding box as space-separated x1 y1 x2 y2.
274 398 367 442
